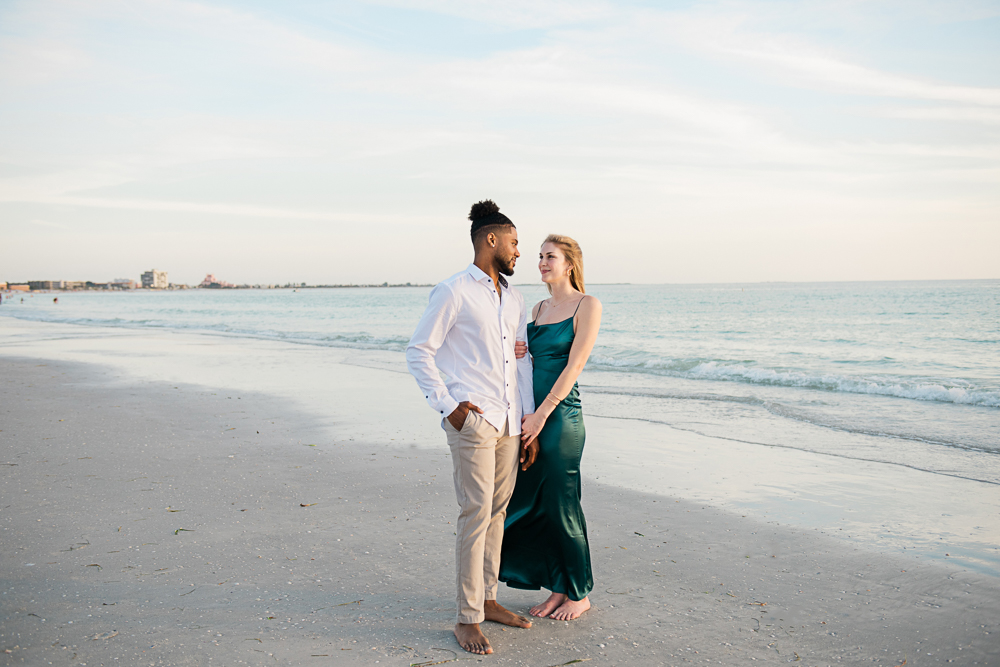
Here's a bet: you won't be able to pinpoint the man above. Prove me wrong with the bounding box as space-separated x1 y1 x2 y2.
406 200 539 655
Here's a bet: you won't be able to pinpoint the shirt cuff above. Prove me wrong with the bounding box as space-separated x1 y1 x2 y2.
433 395 460 417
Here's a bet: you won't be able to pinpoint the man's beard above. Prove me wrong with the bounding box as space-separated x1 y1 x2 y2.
496 252 515 277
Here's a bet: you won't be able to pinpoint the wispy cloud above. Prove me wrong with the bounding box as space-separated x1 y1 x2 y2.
0 37 92 85
363 0 614 29
29 219 69 230
143 0 381 73
18 195 439 226
723 44 1000 106
648 8 1000 106
874 106 1000 124
430 47 775 142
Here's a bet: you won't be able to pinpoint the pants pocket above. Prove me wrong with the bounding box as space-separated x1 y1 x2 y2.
460 410 477 434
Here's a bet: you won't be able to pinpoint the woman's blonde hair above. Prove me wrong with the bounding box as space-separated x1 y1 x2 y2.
542 234 585 294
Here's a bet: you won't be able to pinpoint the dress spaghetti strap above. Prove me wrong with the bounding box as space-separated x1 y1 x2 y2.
534 299 548 323
535 296 584 325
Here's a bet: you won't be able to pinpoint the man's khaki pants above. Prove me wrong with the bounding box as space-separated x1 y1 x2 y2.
443 411 520 624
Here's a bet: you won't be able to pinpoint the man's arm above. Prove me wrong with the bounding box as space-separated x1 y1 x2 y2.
515 294 538 468
515 294 535 417
405 283 461 419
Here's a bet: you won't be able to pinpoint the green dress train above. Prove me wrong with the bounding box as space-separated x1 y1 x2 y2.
499 307 593 602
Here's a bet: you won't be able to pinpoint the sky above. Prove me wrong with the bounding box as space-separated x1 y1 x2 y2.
1 0 998 286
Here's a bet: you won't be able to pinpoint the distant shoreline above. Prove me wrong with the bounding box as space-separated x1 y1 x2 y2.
2 283 435 293
4 277 997 295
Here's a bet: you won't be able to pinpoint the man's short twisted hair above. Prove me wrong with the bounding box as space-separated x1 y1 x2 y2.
469 200 514 244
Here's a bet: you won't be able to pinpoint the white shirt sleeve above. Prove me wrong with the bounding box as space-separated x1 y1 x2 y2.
406 282 461 418
516 295 536 416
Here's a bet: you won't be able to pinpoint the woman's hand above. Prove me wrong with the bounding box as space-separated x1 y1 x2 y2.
514 340 527 359
520 411 547 443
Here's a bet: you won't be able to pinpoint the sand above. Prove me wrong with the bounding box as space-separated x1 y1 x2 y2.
1 319 999 666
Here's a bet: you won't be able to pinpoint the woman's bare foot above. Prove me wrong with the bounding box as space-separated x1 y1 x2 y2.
483 600 532 628
454 623 492 655
529 592 567 618
549 596 590 621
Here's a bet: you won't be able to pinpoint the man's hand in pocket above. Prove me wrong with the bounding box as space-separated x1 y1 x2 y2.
447 401 483 430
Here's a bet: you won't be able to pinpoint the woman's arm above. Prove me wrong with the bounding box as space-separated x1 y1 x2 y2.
520 295 602 441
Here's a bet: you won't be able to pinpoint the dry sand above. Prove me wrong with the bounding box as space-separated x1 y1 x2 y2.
1 327 999 666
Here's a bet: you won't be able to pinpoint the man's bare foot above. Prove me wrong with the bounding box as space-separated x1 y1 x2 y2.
454 623 492 655
549 596 591 621
484 600 532 628
529 592 567 618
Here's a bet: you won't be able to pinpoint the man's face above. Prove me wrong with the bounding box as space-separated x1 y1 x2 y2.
493 227 520 277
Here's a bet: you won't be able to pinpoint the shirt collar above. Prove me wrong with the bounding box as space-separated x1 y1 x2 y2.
466 263 509 290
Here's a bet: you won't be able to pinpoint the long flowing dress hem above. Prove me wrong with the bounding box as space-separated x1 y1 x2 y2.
499 575 593 601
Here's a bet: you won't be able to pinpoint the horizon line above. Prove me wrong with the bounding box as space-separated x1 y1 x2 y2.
5 276 997 291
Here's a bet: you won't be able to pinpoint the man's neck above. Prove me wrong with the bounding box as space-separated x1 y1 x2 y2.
473 255 502 296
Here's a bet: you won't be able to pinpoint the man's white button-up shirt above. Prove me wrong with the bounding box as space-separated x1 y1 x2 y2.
406 263 535 435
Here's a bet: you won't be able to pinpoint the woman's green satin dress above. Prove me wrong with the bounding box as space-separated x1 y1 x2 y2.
499 313 593 602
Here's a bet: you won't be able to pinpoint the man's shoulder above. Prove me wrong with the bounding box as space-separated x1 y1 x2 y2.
431 268 473 295
427 268 478 305
437 267 474 288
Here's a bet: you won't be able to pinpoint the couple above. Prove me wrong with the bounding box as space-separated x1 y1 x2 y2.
405 200 603 655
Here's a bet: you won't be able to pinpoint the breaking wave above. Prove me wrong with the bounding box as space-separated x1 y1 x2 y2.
588 354 1000 408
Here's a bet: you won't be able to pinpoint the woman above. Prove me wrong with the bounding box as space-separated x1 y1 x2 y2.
499 234 602 621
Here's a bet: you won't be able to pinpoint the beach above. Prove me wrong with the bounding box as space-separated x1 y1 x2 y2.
2 316 999 666
5 0 999 662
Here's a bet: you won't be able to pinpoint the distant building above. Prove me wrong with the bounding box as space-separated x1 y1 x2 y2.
199 274 234 289
141 270 168 289
7 284 30 292
110 278 136 290
28 280 56 290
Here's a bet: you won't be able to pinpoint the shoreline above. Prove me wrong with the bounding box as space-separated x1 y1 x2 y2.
4 289 998 414
2 354 999 665
1 317 998 577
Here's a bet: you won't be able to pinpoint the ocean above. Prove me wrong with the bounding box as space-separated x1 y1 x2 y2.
3 279 998 489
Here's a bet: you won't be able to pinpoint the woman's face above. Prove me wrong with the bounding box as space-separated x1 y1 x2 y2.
538 242 570 285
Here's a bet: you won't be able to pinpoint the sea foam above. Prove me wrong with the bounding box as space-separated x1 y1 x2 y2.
588 355 1000 408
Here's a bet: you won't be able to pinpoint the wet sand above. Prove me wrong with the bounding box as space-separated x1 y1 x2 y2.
1 322 999 666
